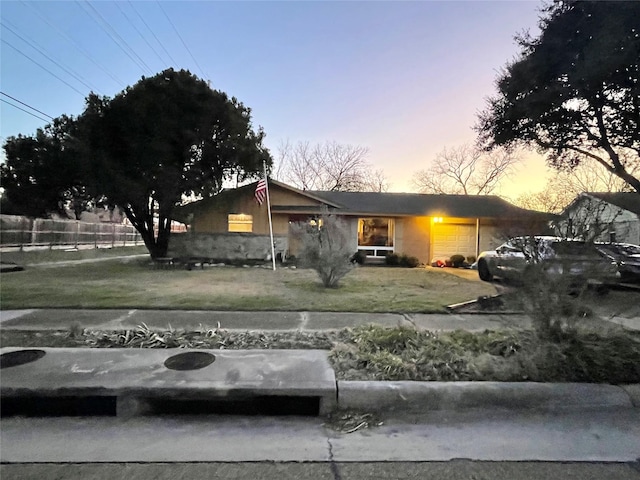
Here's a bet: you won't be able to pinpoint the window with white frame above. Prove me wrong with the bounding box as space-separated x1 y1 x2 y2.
357 218 394 257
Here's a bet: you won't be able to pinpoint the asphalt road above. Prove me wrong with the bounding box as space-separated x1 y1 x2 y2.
3 461 640 480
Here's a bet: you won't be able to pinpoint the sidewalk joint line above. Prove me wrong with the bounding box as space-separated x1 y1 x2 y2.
327 438 342 480
299 312 309 330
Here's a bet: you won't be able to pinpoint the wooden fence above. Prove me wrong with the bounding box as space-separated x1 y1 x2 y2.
0 214 143 250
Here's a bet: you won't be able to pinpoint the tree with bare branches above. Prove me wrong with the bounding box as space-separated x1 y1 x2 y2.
412 144 519 195
275 140 389 192
513 157 637 213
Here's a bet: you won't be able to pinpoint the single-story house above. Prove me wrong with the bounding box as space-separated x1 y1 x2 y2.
170 179 553 264
558 192 640 245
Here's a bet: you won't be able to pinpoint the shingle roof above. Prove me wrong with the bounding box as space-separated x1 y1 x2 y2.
585 192 640 216
173 179 555 221
305 190 550 219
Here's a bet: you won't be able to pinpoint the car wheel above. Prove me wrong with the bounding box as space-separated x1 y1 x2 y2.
478 260 493 282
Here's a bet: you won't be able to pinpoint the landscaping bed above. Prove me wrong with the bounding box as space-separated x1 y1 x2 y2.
2 324 639 384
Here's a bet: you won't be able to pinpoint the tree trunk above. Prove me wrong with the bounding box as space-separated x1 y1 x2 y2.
123 210 171 259
154 219 172 258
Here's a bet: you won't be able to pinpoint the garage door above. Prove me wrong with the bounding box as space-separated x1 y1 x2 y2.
431 223 477 262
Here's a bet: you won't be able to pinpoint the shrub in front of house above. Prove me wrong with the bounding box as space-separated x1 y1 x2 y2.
385 253 400 266
450 254 466 268
399 254 420 268
351 250 367 265
290 213 354 288
384 253 419 268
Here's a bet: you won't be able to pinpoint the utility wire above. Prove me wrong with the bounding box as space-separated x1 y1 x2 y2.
0 92 54 119
1 39 86 96
130 0 178 67
79 0 154 75
157 1 207 79
1 20 100 94
115 2 166 67
1 98 50 123
21 0 125 88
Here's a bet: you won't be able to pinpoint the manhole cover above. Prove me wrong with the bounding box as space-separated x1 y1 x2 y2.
164 352 215 371
1 349 46 369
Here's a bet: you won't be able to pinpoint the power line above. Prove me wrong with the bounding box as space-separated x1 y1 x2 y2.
116 2 166 67
1 20 101 94
76 0 153 76
157 1 207 79
0 92 54 119
130 1 178 67
1 39 86 96
1 98 50 123
21 0 125 88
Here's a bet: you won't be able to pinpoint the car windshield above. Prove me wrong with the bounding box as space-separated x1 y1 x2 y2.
550 241 598 256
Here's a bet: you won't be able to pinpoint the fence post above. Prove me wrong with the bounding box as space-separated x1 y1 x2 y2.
75 221 80 249
31 218 38 248
20 217 27 251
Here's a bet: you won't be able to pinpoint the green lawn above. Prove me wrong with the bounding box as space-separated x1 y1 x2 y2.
0 258 496 312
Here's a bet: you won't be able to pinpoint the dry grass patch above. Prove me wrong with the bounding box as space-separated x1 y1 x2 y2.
2 323 638 384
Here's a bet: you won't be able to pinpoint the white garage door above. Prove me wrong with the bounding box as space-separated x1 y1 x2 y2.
431 223 477 262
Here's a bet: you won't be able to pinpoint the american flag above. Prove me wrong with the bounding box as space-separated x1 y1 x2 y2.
254 178 267 205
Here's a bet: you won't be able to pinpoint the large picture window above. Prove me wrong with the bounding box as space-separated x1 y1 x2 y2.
358 218 394 257
228 214 253 232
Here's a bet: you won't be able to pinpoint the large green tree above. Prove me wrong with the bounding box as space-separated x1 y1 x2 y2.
77 68 271 258
1 115 93 219
477 1 640 194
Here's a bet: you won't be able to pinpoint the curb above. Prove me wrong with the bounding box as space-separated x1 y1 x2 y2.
337 381 638 412
620 384 640 407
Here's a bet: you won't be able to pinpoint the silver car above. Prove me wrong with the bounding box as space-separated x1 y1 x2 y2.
595 242 640 284
477 236 620 285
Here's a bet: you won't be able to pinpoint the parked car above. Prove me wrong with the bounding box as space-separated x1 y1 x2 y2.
595 242 640 284
476 236 620 286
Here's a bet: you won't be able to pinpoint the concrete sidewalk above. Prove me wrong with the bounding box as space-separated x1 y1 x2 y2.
2 307 639 332
1 309 639 422
0 308 533 332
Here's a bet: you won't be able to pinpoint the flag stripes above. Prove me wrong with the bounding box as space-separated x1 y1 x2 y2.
255 178 267 205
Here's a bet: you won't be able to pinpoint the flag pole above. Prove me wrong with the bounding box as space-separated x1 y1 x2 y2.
263 162 276 271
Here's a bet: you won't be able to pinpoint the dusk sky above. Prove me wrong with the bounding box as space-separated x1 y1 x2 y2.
1 1 551 199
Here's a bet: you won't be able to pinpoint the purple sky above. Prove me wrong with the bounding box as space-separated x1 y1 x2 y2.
1 1 549 198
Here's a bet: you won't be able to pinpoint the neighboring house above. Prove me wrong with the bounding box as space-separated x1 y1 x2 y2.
170 179 553 264
558 192 640 245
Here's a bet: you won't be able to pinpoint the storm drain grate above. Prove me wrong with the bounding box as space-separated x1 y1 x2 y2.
164 351 215 371
0 395 320 417
1 396 117 417
0 349 46 369
140 396 321 416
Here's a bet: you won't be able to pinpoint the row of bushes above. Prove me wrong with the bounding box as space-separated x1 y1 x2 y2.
350 251 420 268
384 253 420 268
352 251 477 269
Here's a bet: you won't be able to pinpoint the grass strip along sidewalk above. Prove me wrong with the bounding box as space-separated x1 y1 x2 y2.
2 324 639 384
2 255 639 384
